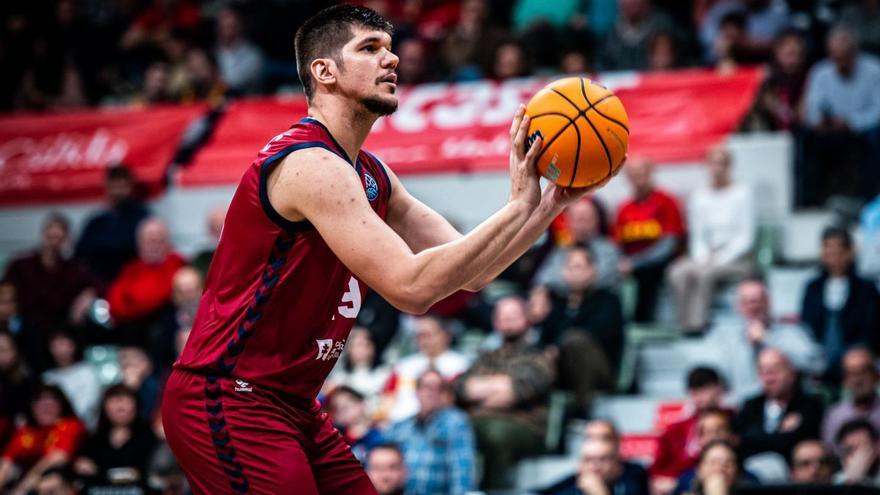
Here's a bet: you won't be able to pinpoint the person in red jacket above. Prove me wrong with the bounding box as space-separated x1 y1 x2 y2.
614 157 685 322
107 218 185 346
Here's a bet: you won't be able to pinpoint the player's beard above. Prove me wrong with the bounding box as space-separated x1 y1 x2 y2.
361 94 398 116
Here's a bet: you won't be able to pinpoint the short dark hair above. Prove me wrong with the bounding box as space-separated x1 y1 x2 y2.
836 418 879 445
697 406 732 424
106 163 133 182
330 384 365 403
42 212 70 234
368 442 404 464
822 225 853 250
719 10 747 30
687 366 724 390
294 4 393 101
568 242 595 265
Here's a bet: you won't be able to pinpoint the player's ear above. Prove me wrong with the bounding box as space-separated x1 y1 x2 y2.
311 58 337 89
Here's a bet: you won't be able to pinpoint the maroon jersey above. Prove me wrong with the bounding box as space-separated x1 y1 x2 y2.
175 117 392 401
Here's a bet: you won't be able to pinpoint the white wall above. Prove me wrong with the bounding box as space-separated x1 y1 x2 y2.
0 132 814 268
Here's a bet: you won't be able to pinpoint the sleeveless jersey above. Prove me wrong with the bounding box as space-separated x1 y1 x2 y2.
175 117 392 402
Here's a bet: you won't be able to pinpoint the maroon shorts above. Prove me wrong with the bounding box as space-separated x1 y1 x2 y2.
161 369 377 495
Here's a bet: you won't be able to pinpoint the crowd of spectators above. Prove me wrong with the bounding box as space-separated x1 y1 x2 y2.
2 1 880 494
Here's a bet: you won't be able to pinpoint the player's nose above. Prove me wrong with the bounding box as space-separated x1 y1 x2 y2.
383 49 399 70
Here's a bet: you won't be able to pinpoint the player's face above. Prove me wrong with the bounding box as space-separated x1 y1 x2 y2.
337 28 399 116
367 449 407 494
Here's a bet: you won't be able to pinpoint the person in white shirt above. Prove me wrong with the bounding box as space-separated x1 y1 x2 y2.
41 330 102 429
668 145 755 333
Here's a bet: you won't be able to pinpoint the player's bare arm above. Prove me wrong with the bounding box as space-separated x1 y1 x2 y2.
266 106 542 313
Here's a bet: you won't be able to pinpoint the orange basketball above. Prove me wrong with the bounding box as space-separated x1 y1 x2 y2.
525 77 629 188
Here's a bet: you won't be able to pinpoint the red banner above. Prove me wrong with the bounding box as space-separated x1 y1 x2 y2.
0 104 206 205
178 67 761 187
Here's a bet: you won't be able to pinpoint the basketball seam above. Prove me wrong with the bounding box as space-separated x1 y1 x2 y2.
549 85 614 185
579 111 613 182
578 79 630 133
533 117 576 169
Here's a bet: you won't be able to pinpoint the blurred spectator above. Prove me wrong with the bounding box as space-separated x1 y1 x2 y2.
541 422 649 495
839 0 880 56
745 30 808 131
614 157 685 323
42 330 102 429
75 164 150 283
512 0 579 31
833 419 880 485
2 213 98 339
823 348 880 450
800 227 880 377
34 465 76 495
107 217 186 346
328 385 383 465
326 326 391 414
713 278 825 401
215 7 263 95
458 296 555 490
119 346 161 421
384 316 469 422
648 31 681 71
491 40 531 80
535 197 621 291
801 26 880 204
155 266 203 371
789 439 834 484
191 206 225 280
668 146 755 334
179 47 225 104
132 60 175 105
0 384 86 495
74 385 157 488
367 443 408 495
700 0 790 64
651 367 728 493
0 330 34 436
0 283 43 376
597 0 676 71
671 409 753 495
385 369 475 494
673 440 744 495
395 37 431 86
120 0 200 53
147 409 188 495
440 0 506 81
734 348 824 461
536 246 622 408
861 193 880 286
712 11 752 74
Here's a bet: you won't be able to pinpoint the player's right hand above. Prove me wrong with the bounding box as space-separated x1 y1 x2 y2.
508 104 542 210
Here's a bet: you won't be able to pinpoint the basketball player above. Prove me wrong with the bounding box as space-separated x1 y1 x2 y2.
161 5 603 494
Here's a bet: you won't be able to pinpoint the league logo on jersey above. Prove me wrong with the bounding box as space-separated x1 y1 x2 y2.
316 338 346 361
364 172 379 203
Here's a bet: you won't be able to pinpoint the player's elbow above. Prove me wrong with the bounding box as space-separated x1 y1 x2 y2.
385 282 435 315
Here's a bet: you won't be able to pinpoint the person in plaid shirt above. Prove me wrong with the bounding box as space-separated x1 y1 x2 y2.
384 368 475 495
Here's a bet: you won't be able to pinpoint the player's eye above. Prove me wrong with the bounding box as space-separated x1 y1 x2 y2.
361 45 377 53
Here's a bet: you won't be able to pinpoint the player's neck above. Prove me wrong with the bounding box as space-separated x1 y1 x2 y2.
307 99 378 164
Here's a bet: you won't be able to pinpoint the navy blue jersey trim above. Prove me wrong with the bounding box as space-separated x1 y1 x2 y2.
363 150 393 197
299 117 359 170
258 141 340 232
203 375 251 494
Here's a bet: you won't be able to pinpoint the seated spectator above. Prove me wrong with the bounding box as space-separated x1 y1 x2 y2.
42 330 102 429
839 0 880 59
745 30 808 131
34 465 76 495
367 443 408 495
734 348 825 461
326 326 391 415
0 330 34 430
801 227 880 378
154 266 203 371
789 439 834 484
651 367 728 493
383 316 469 422
179 47 226 104
118 346 161 421
598 0 676 71
614 157 685 323
191 206 225 281
439 0 505 81
823 348 880 451
385 369 475 494
535 197 621 291
648 31 680 71
215 6 264 96
668 146 755 334
74 385 157 487
700 0 790 64
147 409 187 495
712 277 825 402
673 440 746 495
801 26 880 204
834 419 880 485
0 282 43 373
328 385 383 465
490 40 532 80
3 213 98 339
107 217 186 347
541 422 649 495
75 165 150 283
0 385 86 495
458 296 555 490
537 245 623 407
